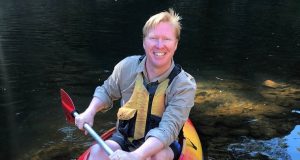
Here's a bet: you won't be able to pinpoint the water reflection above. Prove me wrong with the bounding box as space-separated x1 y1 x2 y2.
228 125 300 160
286 125 300 160
292 109 300 114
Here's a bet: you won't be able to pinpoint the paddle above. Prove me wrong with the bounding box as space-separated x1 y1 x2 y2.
60 89 113 155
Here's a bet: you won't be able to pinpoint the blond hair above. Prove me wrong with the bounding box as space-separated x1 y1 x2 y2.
143 8 182 40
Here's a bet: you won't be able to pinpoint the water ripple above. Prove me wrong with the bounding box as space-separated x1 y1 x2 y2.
58 126 81 142
228 125 300 160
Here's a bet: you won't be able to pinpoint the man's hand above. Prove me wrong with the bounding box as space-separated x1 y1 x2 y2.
75 110 95 135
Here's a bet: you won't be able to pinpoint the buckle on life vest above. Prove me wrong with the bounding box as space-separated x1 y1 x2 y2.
117 107 137 120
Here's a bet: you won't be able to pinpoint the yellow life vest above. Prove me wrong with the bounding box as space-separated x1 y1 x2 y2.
117 73 169 140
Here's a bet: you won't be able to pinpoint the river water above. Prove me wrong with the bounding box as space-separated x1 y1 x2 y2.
0 0 299 159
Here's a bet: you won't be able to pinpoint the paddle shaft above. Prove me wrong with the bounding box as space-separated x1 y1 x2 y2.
73 112 114 155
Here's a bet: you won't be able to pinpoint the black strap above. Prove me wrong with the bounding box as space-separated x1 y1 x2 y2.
139 54 146 63
168 64 182 85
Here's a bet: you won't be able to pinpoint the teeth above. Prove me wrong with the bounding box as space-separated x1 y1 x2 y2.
154 52 165 56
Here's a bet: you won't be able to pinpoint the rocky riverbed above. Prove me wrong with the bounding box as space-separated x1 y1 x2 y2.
190 76 300 160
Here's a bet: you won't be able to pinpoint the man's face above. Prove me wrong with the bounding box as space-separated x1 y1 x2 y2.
143 22 178 70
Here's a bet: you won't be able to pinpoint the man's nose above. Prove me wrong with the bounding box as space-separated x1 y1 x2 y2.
155 39 164 48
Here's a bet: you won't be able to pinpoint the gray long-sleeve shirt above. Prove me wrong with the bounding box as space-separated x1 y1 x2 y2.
93 55 196 147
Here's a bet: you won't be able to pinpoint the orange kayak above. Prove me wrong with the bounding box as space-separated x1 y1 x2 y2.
78 119 203 160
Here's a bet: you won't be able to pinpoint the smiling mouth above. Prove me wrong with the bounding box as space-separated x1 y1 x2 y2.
154 52 165 56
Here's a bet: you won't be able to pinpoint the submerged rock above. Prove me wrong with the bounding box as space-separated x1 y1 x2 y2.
263 80 289 89
263 80 281 88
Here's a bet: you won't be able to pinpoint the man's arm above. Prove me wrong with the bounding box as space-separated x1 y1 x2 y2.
132 137 164 159
109 137 165 160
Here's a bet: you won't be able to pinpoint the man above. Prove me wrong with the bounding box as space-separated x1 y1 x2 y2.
75 9 196 160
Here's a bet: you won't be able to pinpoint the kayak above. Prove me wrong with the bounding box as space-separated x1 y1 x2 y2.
78 118 203 160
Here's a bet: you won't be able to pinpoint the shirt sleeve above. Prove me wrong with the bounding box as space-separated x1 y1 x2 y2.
93 60 124 110
93 56 140 110
145 71 197 146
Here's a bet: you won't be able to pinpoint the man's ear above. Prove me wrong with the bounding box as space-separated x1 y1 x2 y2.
174 40 178 50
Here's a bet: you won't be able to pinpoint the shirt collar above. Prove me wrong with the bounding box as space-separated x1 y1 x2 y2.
136 55 175 83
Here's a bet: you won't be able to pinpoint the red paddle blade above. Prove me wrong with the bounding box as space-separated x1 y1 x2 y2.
60 89 76 123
